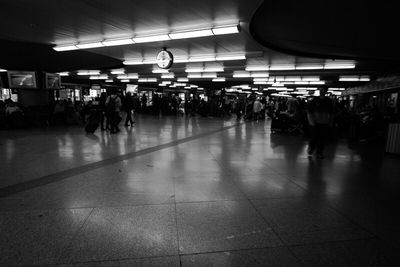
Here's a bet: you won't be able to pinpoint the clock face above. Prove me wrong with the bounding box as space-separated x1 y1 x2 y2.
156 50 173 69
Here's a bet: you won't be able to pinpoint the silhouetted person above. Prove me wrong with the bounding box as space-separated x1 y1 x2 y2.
123 92 135 126
307 87 334 159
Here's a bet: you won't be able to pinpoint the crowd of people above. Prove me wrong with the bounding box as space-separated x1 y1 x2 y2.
0 89 397 147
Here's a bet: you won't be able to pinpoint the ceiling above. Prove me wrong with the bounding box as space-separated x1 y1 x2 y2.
1 0 399 92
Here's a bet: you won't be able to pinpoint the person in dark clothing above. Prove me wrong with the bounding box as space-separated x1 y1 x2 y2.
140 94 147 113
123 92 135 126
99 92 108 130
106 90 122 133
307 87 334 159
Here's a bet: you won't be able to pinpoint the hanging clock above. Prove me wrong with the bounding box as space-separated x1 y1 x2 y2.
156 49 174 69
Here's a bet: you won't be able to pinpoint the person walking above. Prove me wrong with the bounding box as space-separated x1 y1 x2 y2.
307 87 334 159
106 89 122 133
123 92 135 126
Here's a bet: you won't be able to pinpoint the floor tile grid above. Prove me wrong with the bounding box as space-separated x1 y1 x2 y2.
166 131 292 264
210 149 385 266
56 208 96 265
209 154 305 267
52 254 181 267
264 161 382 241
172 170 184 267
258 159 396 265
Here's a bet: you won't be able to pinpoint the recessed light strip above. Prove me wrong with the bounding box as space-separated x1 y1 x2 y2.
53 24 240 51
124 53 246 65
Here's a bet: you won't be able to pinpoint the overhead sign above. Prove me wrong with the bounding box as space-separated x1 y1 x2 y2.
156 49 173 69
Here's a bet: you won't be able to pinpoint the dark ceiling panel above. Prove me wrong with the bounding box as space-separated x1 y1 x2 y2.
0 39 123 72
250 0 400 62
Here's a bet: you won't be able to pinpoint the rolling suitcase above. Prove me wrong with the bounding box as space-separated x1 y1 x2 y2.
84 110 100 134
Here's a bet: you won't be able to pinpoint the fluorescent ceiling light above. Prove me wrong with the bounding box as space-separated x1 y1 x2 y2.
57 72 69 76
302 77 320 81
189 56 216 62
174 83 186 86
105 79 113 82
284 76 301 81
190 85 198 88
102 39 134 46
204 67 224 72
187 73 202 78
123 60 143 65
174 58 190 63
117 74 138 79
186 68 204 73
161 81 172 85
184 86 191 89
339 78 359 81
76 42 104 49
121 79 130 82
54 23 241 52
310 81 325 84
161 74 174 79
212 25 240 35
89 75 108 80
297 87 317 90
339 75 369 82
254 81 267 85
328 88 345 91
324 64 355 69
53 45 78 51
251 72 269 77
295 65 324 70
177 78 189 82
133 34 170 43
246 66 269 71
159 83 167 86
202 73 217 78
77 70 100 75
212 78 226 82
216 55 246 61
233 71 250 78
253 78 269 82
169 29 213 40
272 83 284 87
269 65 295 70
111 69 125 75
294 81 309 84
142 59 158 64
126 74 139 79
138 78 157 82
152 69 169 73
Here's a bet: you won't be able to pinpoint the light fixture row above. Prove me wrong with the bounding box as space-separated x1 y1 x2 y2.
53 24 240 51
245 62 356 71
124 54 246 65
339 75 370 81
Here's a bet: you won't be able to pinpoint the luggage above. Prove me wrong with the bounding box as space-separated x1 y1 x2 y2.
85 121 98 133
84 110 100 133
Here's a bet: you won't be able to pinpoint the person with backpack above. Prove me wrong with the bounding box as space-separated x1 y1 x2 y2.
106 89 122 133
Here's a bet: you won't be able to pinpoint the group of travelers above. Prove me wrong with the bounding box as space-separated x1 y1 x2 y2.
1 87 397 157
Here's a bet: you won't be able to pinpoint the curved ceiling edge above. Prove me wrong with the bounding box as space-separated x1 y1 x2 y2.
249 0 400 63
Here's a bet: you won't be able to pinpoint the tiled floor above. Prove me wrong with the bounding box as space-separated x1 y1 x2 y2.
0 115 399 266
